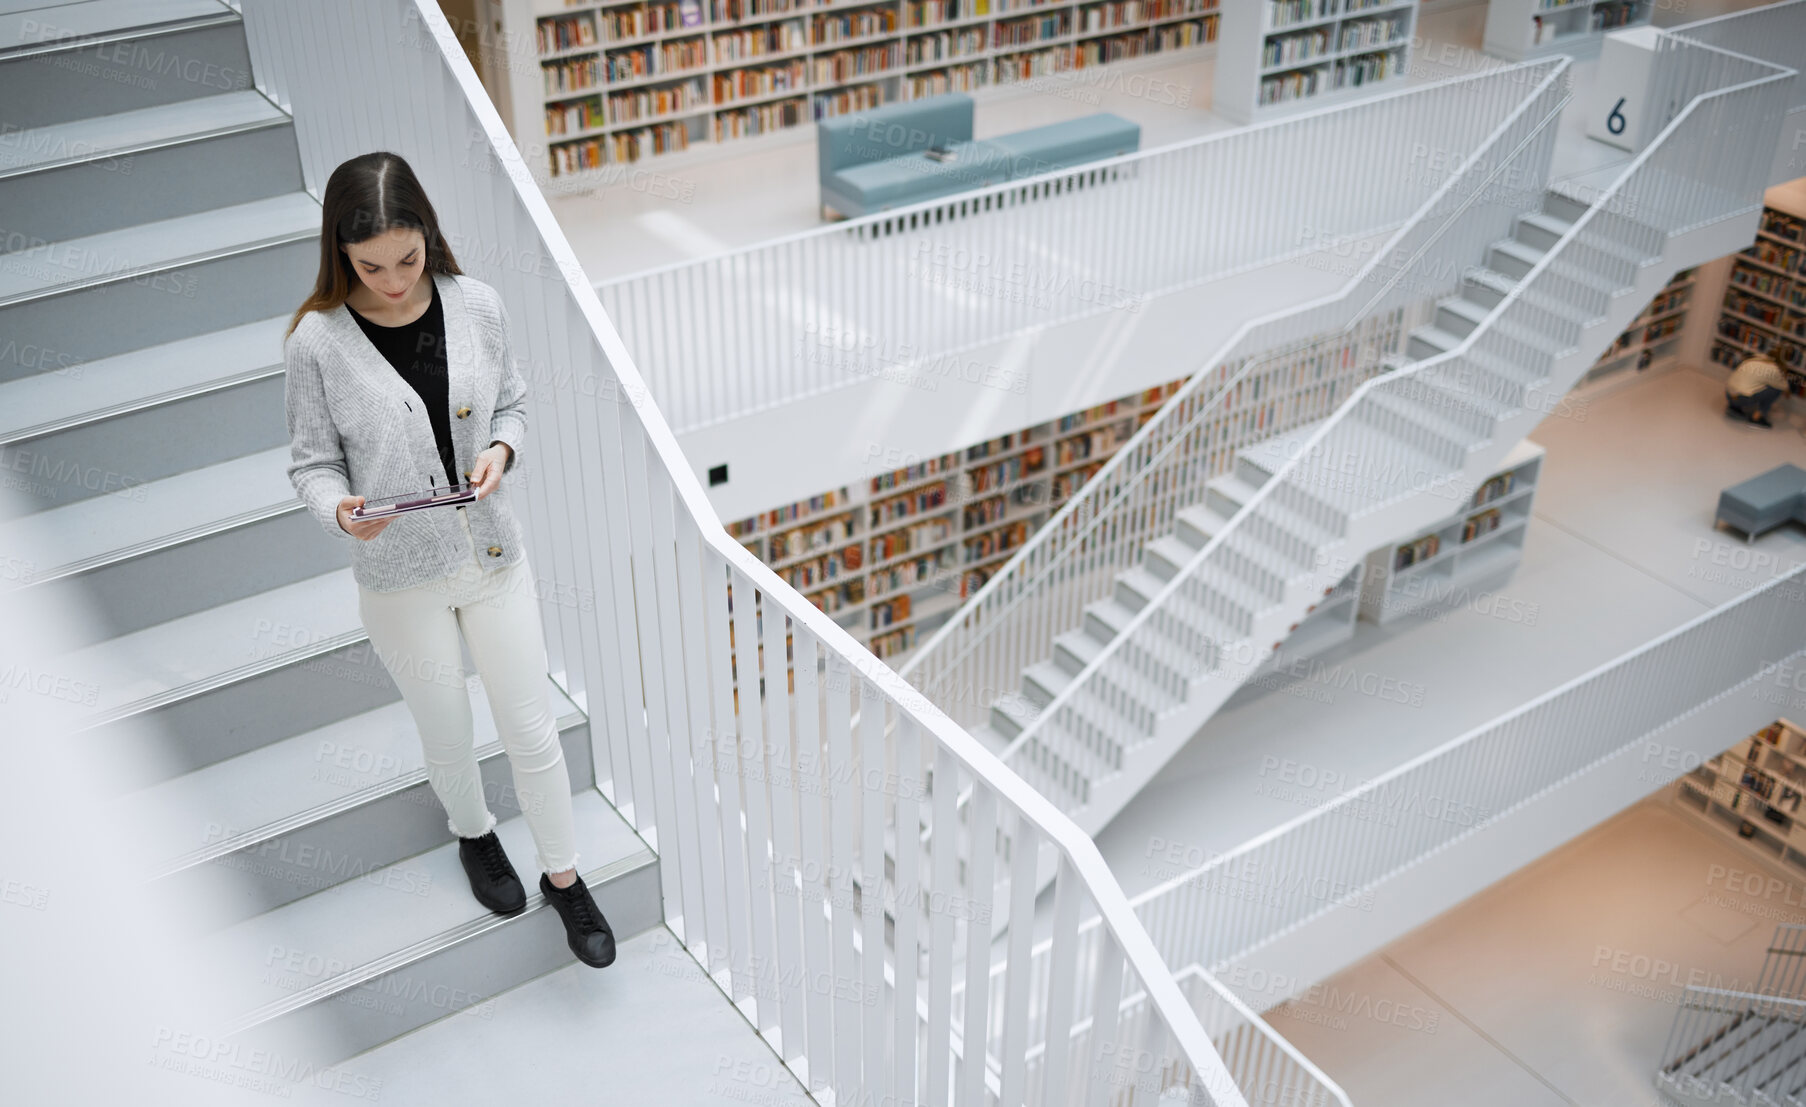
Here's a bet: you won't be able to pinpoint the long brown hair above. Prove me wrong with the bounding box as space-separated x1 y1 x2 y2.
285 152 463 339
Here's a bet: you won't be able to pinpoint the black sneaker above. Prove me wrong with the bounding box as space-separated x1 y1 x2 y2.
458 831 526 916
540 872 616 968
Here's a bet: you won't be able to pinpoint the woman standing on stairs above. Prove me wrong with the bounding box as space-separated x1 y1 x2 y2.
280 151 613 969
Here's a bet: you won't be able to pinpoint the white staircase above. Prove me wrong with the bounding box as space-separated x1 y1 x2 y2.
1657 925 1806 1107
0 0 667 1073
976 190 1659 856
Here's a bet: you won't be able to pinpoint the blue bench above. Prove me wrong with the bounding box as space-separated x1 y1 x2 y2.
817 94 1141 220
1717 463 1806 541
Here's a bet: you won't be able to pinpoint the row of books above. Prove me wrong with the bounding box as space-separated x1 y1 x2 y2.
867 548 959 598
609 78 709 122
1717 318 1800 364
1461 507 1503 544
712 22 809 60
1263 27 1330 68
784 544 863 590
821 85 888 117
770 511 858 560
1338 14 1405 50
1076 29 1150 63
871 593 912 628
1052 461 1104 500
963 493 1011 528
870 625 916 659
964 520 1029 563
599 3 700 42
908 64 990 95
1259 65 1321 106
808 578 865 612
969 446 1047 492
715 97 808 138
811 44 904 82
1588 1 1642 33
544 57 604 97
1266 0 1335 30
996 12 1068 47
1764 209 1806 244
712 59 808 100
869 481 950 527
1329 47 1401 89
870 518 957 563
1393 532 1440 572
907 28 989 63
539 15 600 53
1730 260 1801 304
606 40 709 81
545 98 606 136
1471 471 1514 507
1743 239 1803 276
818 9 901 40
871 453 961 493
996 44 1074 80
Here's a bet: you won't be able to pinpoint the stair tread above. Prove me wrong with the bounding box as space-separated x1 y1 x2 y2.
4 444 298 575
1365 386 1486 454
205 789 651 1022
0 313 288 442
0 88 283 175
0 189 317 305
1410 324 1466 353
52 565 357 718
1439 297 1490 325
0 0 227 54
118 675 585 869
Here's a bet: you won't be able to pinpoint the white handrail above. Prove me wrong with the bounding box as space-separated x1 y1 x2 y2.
239 2 1247 1103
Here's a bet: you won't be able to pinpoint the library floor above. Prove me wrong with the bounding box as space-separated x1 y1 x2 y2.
1269 794 1796 1107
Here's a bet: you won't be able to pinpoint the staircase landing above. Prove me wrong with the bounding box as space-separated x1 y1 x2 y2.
279 926 819 1107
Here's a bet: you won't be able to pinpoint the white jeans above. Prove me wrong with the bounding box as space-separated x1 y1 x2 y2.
355 505 578 874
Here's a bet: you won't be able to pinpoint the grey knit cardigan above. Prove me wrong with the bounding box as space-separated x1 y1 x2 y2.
283 271 530 593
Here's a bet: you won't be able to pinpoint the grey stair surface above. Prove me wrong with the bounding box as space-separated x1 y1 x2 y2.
0 2 674 1074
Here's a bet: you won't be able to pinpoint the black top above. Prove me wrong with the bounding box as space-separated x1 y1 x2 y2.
347 279 458 489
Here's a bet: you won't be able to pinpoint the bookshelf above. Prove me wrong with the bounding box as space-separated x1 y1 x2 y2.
1674 719 1806 879
1582 266 1693 385
1709 202 1806 397
1212 0 1418 124
504 0 1223 187
1358 439 1544 626
1482 0 1649 63
725 377 1186 661
1224 561 1363 707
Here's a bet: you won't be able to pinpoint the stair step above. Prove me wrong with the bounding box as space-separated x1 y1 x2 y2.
989 692 1040 739
1052 627 1102 676
1460 266 1519 310
1435 295 1491 337
1488 237 1547 280
0 88 284 177
1144 534 1198 580
1363 386 1488 458
122 675 592 925
0 0 227 55
205 789 661 1064
5 445 299 578
0 314 287 442
52 564 358 725
1407 324 1466 358
1515 210 1573 252
1022 658 1073 709
0 189 317 306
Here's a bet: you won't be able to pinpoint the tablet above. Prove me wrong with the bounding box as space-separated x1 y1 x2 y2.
350 481 479 520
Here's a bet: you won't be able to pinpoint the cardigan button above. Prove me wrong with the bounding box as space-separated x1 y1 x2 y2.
487 546 502 557
456 406 471 418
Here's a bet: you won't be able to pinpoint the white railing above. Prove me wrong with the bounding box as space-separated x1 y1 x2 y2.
239 1 1246 1104
1657 986 1806 1104
596 63 1578 434
1668 0 1806 119
900 59 1572 730
994 32 1790 834
1136 560 1806 981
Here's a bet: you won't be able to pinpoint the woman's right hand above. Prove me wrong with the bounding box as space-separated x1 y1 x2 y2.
337 495 394 541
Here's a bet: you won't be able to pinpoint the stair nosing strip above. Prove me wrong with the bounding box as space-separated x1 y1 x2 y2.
219 848 658 1035
0 226 317 309
0 111 292 181
0 361 283 447
149 706 588 879
28 497 303 585
0 10 241 62
74 623 370 732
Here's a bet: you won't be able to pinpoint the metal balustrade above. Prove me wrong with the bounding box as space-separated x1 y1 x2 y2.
595 62 1575 434
1668 0 1806 119
239 1 1247 1104
900 59 1571 731
1658 986 1806 1106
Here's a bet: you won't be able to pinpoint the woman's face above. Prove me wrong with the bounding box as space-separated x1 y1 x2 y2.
342 226 426 303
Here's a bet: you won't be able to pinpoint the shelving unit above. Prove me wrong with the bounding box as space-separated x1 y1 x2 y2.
1709 201 1806 396
1583 266 1693 385
1358 439 1544 626
1212 0 1418 124
724 377 1186 661
1224 561 1363 707
505 0 1222 186
1674 719 1806 879
1482 0 1649 62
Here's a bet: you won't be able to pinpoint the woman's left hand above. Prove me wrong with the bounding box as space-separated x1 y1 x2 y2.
470 442 511 499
